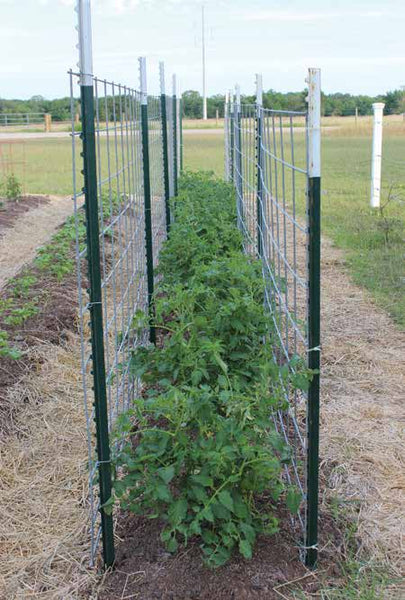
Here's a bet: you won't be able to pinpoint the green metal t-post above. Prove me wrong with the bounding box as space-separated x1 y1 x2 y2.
77 0 115 569
159 62 171 234
255 74 264 258
179 97 183 172
306 67 321 569
172 75 178 197
234 85 243 229
229 91 235 183
139 57 156 345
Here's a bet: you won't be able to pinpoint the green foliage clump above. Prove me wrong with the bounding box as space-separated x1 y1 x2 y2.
0 331 21 360
110 172 311 567
0 173 22 201
35 215 83 280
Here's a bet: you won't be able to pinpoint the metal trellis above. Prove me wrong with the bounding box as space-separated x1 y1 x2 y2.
225 68 321 568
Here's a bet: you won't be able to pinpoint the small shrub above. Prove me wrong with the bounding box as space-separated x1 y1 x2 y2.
1 173 22 201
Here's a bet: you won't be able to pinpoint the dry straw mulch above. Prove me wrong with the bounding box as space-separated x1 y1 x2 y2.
0 336 100 599
319 237 405 579
0 195 75 289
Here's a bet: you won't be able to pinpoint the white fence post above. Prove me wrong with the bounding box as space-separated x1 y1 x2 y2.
370 102 385 208
224 90 230 181
307 68 321 178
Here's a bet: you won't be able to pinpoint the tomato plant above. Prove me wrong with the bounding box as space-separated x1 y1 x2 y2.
110 172 310 567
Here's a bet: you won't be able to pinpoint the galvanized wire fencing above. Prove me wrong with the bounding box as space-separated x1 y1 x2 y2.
70 42 181 566
225 69 321 567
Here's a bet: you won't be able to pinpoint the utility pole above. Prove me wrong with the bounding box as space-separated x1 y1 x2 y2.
202 4 207 120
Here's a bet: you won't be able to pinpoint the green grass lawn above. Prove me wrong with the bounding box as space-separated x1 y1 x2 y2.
1 138 73 196
1 126 404 326
320 134 405 326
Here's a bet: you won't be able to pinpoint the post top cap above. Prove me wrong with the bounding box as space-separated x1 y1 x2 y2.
372 102 385 109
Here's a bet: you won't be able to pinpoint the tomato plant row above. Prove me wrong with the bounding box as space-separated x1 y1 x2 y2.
108 172 312 567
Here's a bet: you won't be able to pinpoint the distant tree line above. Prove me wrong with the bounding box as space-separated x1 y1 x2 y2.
1 88 404 121
181 88 405 118
0 96 75 121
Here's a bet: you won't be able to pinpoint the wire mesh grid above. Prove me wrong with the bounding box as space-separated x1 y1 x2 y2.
70 70 170 564
147 95 166 268
226 99 312 556
166 95 175 198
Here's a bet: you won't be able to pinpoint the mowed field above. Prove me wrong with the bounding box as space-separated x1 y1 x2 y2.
1 115 405 325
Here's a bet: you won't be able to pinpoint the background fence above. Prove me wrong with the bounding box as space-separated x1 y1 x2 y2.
71 52 181 566
225 69 321 567
0 112 45 127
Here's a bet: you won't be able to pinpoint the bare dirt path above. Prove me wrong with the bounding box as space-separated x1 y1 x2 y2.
320 237 405 578
0 131 70 141
0 195 75 289
0 126 340 141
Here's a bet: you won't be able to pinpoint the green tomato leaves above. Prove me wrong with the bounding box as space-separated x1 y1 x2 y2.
110 173 311 569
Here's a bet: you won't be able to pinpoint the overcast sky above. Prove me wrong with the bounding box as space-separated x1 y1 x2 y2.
1 0 405 99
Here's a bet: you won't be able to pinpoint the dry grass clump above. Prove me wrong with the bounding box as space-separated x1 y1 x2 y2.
323 113 405 138
0 334 100 598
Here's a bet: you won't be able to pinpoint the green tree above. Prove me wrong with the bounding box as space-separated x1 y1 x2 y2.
383 90 404 115
182 90 203 118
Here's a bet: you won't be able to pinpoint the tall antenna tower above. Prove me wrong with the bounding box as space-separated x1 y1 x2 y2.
202 4 207 120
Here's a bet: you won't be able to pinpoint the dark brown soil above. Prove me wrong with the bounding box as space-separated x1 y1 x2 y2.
0 195 49 234
0 263 81 437
99 508 343 600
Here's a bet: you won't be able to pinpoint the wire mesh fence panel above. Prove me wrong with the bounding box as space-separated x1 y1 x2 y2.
235 103 258 255
261 107 310 540
225 72 321 566
70 67 175 566
166 95 175 198
147 95 166 268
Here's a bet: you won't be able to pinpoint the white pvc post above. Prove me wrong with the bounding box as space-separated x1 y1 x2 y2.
307 68 321 178
255 73 263 109
370 102 385 208
75 0 93 86
139 56 147 105
235 84 241 113
159 61 165 96
172 74 177 98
